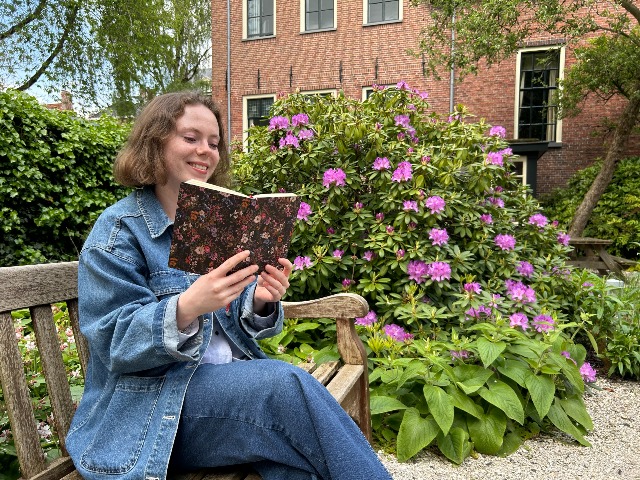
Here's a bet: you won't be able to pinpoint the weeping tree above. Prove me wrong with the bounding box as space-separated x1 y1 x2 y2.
410 0 640 237
0 0 211 114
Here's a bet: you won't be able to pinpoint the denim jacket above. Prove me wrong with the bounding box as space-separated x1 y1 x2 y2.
66 187 284 480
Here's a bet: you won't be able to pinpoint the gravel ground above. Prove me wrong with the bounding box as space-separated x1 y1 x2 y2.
379 377 640 480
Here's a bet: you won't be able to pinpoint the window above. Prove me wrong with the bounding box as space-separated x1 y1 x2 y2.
243 95 275 146
365 0 400 24
301 89 337 100
246 0 274 38
515 48 563 142
304 0 334 31
362 85 392 100
511 155 527 186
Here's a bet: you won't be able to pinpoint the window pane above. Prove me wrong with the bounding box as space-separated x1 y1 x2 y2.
320 0 332 9
384 0 399 20
247 0 258 17
369 3 383 22
306 13 319 30
262 0 273 16
248 98 274 128
262 16 273 35
320 9 333 28
248 18 259 36
307 0 319 12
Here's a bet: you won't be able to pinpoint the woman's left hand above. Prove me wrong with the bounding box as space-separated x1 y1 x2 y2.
253 258 293 314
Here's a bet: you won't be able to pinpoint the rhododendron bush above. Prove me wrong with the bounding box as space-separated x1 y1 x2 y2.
234 85 598 463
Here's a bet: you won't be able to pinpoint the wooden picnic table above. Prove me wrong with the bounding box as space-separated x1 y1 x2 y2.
567 237 624 276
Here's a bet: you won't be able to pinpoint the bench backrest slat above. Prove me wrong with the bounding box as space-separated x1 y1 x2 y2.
67 299 89 376
31 305 75 455
0 312 47 478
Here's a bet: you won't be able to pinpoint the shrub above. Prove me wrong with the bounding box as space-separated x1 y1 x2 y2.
0 89 131 266
540 156 640 261
236 84 599 463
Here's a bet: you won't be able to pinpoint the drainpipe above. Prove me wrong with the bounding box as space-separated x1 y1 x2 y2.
226 0 232 148
449 11 455 113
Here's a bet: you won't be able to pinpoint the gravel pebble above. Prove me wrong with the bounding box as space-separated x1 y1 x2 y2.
379 377 640 479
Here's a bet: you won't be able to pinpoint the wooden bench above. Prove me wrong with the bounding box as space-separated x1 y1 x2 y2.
0 261 372 480
566 237 625 276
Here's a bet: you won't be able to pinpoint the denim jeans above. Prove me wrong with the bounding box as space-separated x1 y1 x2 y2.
168 360 392 480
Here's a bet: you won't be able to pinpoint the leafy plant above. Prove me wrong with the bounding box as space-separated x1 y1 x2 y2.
0 89 131 266
233 84 602 462
541 157 640 261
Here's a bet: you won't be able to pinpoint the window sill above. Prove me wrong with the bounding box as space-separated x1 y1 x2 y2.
242 35 276 42
300 27 337 35
547 142 563 148
363 19 402 27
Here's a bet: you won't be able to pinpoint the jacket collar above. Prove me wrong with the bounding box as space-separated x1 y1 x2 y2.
136 186 173 239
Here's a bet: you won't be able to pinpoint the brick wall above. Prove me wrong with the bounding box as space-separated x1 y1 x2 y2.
211 0 640 195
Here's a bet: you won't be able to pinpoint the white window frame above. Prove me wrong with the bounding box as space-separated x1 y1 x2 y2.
513 46 565 144
361 85 393 100
300 88 338 98
362 0 403 26
243 0 276 40
300 0 337 32
511 155 528 186
243 94 276 147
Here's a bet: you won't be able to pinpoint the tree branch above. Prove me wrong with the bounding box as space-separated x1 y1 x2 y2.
17 2 80 91
0 0 48 41
619 0 640 25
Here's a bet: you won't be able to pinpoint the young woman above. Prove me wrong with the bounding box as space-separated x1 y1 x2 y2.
66 91 392 480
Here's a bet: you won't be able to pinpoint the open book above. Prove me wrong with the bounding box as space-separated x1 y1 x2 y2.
169 179 300 275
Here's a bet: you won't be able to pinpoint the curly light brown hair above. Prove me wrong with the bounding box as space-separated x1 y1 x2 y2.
113 91 230 188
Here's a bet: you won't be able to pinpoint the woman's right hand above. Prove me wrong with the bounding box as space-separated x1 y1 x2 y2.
176 250 258 330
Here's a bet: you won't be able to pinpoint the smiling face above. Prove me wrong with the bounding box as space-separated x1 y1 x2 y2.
159 104 221 196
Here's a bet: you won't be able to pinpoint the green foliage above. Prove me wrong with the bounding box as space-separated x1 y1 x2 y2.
234 85 602 462
541 157 640 260
0 304 84 479
0 89 131 266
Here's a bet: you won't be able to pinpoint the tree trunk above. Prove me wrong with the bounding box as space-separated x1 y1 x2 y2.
568 91 640 237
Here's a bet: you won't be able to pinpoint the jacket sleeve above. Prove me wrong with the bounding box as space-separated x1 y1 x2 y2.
78 245 203 375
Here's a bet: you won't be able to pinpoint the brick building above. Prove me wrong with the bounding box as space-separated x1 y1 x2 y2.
211 0 640 196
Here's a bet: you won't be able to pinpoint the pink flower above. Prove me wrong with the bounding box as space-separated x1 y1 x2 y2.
509 312 529 330
297 129 314 140
425 196 446 214
322 168 346 187
579 362 597 382
384 324 414 342
293 256 312 270
394 115 411 128
451 350 470 359
375 212 385 222
464 282 482 294
403 200 419 212
291 113 309 126
494 234 516 251
506 280 536 304
533 314 555 333
363 251 374 262
488 197 505 208
528 213 549 227
326 227 335 234
396 80 410 90
562 351 577 364
296 202 312 221
429 228 449 246
355 311 378 326
332 250 344 259
391 161 412 182
342 278 353 288
268 116 289 130
517 261 534 277
386 225 394 234
480 214 493 224
279 132 299 149
428 261 451 282
558 232 571 246
407 260 429 283
486 151 504 166
489 125 506 138
396 249 405 259
373 157 391 170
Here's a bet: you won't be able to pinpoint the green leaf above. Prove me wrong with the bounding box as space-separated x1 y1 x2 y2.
396 408 440 462
452 364 494 394
436 427 471 465
496 431 524 457
524 372 555 418
477 337 507 367
478 379 525 425
370 396 409 415
496 358 530 387
559 396 593 431
445 384 483 418
423 385 455 435
547 400 591 446
467 406 506 455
